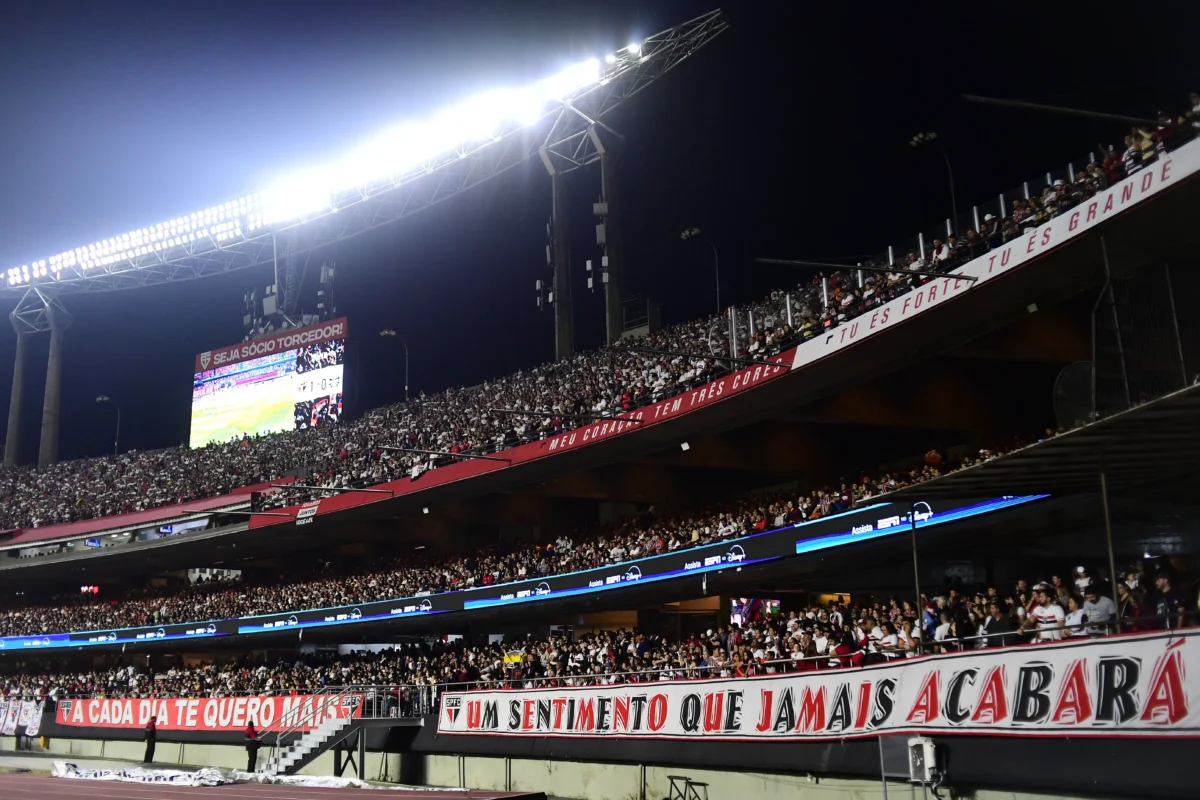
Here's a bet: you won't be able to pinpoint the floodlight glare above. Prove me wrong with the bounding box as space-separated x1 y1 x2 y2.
4 7 730 288
262 170 334 225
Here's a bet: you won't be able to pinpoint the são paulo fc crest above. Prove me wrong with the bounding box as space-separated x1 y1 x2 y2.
444 696 462 724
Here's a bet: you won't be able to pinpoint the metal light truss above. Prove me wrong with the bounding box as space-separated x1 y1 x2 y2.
4 9 729 299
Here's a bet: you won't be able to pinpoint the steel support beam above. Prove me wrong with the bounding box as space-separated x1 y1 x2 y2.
549 169 574 360
4 328 27 466
590 124 625 344
38 305 70 467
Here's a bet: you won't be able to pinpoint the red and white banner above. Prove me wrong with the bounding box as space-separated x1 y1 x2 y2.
54 693 363 733
438 632 1198 740
1 700 19 735
793 141 1200 371
194 317 349 372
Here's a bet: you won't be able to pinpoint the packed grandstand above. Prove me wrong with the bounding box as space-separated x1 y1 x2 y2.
1 98 1197 729
0 434 1033 637
1 560 1188 703
0 100 1195 533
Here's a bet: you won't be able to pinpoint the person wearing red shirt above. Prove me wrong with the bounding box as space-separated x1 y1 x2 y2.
244 723 260 772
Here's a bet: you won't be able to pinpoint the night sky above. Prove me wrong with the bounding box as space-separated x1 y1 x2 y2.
0 1 1197 463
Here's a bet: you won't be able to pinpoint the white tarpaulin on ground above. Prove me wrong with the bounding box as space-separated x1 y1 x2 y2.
51 761 229 786
51 761 485 790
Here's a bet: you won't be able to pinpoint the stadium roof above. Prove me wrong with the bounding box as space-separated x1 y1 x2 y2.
2 10 729 296
879 382 1200 501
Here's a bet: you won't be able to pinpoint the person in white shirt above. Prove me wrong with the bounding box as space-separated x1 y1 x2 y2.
933 612 953 646
877 621 901 660
1063 595 1086 638
1025 589 1066 641
1074 567 1092 594
898 620 920 658
930 239 950 264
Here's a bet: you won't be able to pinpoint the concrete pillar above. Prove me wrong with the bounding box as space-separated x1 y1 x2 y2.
38 307 70 468
551 171 574 361
599 150 624 344
4 329 27 467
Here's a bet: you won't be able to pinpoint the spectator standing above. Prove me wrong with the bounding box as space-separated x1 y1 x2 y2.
143 715 157 764
980 600 1019 648
1147 572 1186 630
1074 567 1092 594
1064 596 1086 638
1026 588 1066 641
245 723 260 772
1079 585 1114 636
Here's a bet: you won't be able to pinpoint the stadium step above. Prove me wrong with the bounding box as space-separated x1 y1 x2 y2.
258 715 353 776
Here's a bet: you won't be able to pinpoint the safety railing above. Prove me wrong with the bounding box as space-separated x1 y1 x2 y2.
21 613 1198 710
263 685 363 766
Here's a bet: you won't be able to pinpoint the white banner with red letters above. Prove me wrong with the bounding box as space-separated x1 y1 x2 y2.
438 632 1198 740
792 139 1200 371
54 693 363 732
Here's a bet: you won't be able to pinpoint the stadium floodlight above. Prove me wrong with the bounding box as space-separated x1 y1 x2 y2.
4 10 729 295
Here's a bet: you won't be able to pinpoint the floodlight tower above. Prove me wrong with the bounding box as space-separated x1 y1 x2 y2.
541 158 574 360
589 123 626 344
6 288 71 467
0 10 730 455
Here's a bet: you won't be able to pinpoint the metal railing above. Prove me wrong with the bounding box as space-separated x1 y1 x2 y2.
264 685 360 767
17 614 1196 711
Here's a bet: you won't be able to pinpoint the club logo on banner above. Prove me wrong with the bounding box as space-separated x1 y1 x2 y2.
24 701 45 737
16 700 36 728
54 693 364 732
1 701 19 735
437 632 1198 740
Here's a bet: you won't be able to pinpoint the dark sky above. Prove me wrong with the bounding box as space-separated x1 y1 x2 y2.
0 0 1197 463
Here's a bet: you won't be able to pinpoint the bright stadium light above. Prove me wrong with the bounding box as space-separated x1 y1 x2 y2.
265 58 600 225
1 8 733 290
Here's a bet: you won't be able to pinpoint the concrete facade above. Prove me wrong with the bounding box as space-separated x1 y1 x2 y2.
24 738 1115 800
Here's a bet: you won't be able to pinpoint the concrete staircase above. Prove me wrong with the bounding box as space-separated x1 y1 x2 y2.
257 714 353 776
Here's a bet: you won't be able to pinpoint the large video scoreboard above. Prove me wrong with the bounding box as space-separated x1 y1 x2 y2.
189 318 348 448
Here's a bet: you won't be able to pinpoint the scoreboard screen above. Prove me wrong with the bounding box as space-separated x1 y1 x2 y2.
189 322 347 448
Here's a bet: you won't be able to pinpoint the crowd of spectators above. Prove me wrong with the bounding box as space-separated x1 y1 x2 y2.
0 435 1041 638
1 100 1195 532
2 554 1193 703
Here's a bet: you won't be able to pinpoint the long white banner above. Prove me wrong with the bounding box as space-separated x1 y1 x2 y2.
0 701 19 735
791 139 1200 371
438 632 1197 740
24 701 45 737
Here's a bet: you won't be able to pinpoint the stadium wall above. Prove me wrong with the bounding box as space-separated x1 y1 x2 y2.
22 714 1196 798
12 734 1187 799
